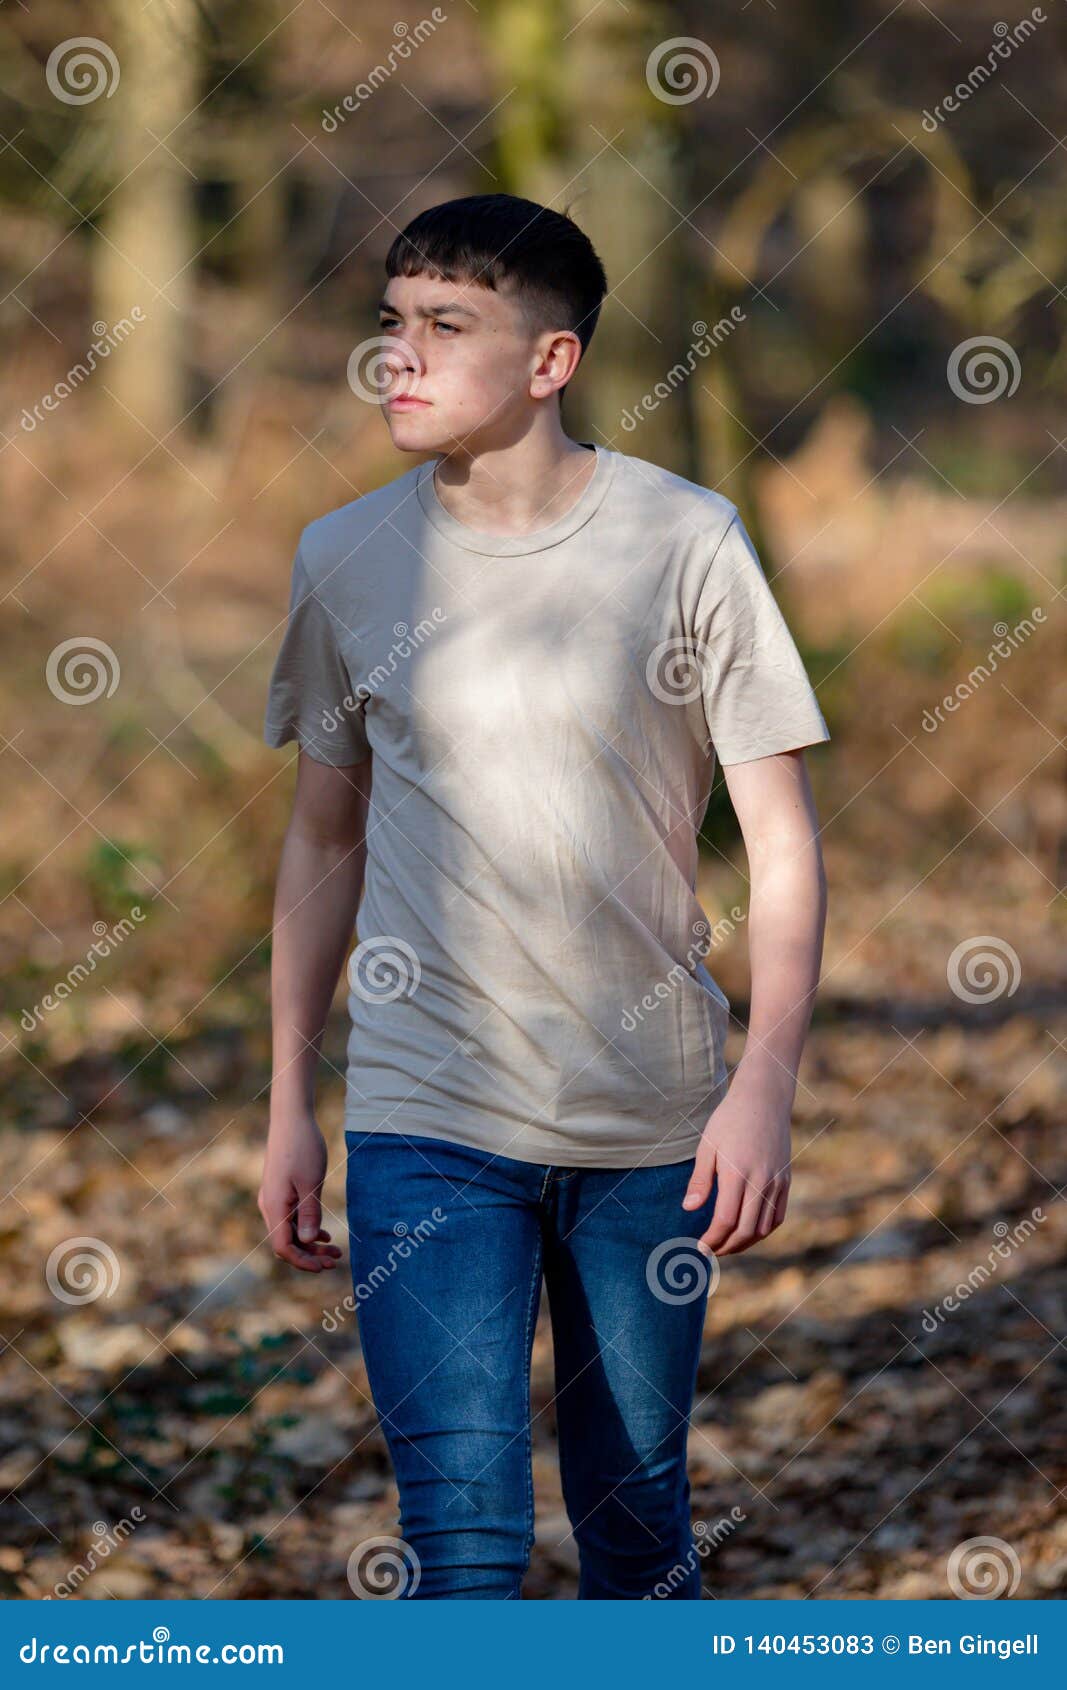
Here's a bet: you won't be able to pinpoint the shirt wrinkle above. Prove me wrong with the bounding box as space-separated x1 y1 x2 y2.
263 447 830 1166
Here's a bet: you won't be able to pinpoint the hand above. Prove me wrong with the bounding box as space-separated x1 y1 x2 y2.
258 1113 344 1273
681 1061 793 1257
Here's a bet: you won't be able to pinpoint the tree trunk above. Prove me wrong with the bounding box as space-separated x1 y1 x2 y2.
93 0 199 443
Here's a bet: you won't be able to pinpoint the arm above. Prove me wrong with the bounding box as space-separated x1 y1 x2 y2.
682 747 828 1255
258 748 372 1272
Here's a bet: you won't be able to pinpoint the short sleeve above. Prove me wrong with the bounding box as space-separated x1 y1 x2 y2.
693 512 830 766
263 540 370 765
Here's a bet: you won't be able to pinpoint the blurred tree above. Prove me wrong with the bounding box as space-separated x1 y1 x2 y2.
94 0 199 442
481 0 709 481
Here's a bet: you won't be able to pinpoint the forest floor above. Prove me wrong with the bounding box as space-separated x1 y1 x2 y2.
2 408 1065 1599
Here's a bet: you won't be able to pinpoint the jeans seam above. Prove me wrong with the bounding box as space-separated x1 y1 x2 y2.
520 1225 544 1568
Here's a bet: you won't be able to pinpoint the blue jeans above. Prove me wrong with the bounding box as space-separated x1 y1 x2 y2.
343 1128 718 1599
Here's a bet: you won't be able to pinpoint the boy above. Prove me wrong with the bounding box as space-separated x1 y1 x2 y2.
259 194 829 1599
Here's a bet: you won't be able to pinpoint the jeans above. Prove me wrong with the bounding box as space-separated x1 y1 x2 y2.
343 1128 719 1599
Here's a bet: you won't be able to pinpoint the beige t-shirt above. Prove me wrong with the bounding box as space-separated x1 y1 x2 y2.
263 443 830 1167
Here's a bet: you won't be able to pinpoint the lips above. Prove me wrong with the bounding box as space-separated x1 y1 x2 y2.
386 395 430 408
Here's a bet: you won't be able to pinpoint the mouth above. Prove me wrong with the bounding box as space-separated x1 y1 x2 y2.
385 395 431 411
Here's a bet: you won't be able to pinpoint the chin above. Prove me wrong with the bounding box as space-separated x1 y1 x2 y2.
383 413 449 455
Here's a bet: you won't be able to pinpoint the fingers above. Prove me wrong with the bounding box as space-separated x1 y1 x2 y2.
259 1185 343 1274
714 1178 790 1256
755 1188 778 1240
696 1176 787 1257
295 1191 323 1245
697 1167 742 1254
274 1224 343 1273
682 1142 716 1210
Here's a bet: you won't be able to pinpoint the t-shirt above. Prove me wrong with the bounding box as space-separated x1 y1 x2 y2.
263 443 830 1168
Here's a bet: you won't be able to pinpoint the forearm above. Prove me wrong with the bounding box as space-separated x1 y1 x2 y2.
268 824 366 1121
737 836 827 1102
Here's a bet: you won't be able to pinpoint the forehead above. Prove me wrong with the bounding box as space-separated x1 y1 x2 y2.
380 270 524 325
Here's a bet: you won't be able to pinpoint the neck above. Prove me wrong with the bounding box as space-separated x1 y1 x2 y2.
432 424 596 537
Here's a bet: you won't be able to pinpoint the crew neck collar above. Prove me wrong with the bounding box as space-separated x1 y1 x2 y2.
415 443 615 555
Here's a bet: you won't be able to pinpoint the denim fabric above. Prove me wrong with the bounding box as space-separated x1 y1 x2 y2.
343 1128 719 1599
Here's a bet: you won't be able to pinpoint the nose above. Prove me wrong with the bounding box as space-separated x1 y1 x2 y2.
381 335 424 394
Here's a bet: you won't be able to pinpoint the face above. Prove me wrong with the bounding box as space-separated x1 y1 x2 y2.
375 271 581 457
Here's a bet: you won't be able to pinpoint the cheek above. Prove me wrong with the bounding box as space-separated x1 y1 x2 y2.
445 337 526 406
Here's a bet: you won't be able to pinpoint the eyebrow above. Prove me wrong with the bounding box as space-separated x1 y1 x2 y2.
378 298 481 320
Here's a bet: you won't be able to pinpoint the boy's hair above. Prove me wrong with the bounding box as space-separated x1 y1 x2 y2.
384 194 608 401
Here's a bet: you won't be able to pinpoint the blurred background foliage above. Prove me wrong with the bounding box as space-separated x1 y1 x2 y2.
0 0 1065 1601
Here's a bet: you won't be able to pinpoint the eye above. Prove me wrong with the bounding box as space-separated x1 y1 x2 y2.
434 320 459 334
